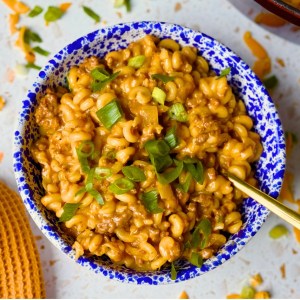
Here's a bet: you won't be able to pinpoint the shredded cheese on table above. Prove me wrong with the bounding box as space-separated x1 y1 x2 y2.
2 0 30 14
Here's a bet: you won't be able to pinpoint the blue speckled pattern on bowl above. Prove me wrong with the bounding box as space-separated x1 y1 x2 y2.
13 21 286 285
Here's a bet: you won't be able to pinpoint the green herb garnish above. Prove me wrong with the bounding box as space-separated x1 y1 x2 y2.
122 166 146 182
240 286 256 299
44 6 64 23
32 46 50 56
76 141 95 173
28 5 43 17
96 99 123 129
168 103 188 122
190 252 203 267
140 190 163 214
24 29 42 44
82 6 101 23
156 160 184 185
128 55 145 68
152 87 166 105
263 75 279 90
109 178 135 195
190 219 212 249
164 127 178 149
144 139 170 157
59 203 81 222
217 67 231 79
269 224 289 239
151 73 175 83
25 63 42 70
91 71 120 92
114 0 131 12
170 262 177 280
185 159 204 184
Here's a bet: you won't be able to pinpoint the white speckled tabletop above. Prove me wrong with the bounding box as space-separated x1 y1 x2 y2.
1 0 300 298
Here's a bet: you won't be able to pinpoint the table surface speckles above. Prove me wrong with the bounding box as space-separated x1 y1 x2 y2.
1 0 300 298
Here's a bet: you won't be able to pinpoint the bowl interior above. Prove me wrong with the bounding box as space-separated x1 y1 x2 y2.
13 21 285 284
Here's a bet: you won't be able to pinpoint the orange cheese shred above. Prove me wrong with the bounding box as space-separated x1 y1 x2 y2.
9 13 19 34
279 171 295 203
15 26 35 63
244 31 271 79
255 12 287 27
226 294 241 299
0 152 3 162
59 2 72 12
293 227 300 243
243 31 268 60
2 0 30 14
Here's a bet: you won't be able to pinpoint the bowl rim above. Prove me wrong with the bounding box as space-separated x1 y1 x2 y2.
13 20 286 285
255 0 300 26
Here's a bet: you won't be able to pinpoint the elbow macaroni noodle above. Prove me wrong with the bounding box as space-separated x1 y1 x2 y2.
31 35 263 271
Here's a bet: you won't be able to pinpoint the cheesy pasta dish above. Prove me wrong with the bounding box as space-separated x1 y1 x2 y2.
31 35 263 272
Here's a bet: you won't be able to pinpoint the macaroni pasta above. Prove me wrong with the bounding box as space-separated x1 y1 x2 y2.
31 35 263 271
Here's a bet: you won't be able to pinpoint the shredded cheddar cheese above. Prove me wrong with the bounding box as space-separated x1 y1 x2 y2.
15 26 35 63
179 291 189 299
243 31 271 80
0 96 5 111
279 171 295 203
2 0 30 14
255 12 287 27
293 227 300 243
0 152 3 163
8 13 19 34
59 2 72 12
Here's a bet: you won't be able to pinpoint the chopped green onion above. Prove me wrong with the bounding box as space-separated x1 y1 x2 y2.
109 178 134 195
77 141 95 158
190 252 203 267
144 139 170 157
182 157 199 164
114 0 131 12
105 150 117 160
24 29 42 44
168 103 188 122
156 160 184 185
191 219 212 249
185 159 204 184
76 141 94 173
170 262 177 280
75 187 86 197
25 63 42 70
82 6 101 23
128 55 146 68
86 168 95 189
263 75 279 90
152 87 166 105
149 154 173 173
122 166 146 182
269 224 289 239
164 127 178 149
217 67 231 79
91 71 120 92
178 173 192 193
96 99 123 129
94 167 112 179
32 46 50 56
241 286 256 299
59 203 80 222
91 68 110 81
140 190 163 214
151 74 175 83
28 5 43 17
88 188 104 205
44 6 64 23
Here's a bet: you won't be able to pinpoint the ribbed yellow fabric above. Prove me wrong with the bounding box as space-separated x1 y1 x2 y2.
0 181 45 299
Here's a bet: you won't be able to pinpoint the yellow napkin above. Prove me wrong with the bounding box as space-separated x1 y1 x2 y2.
0 181 45 298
